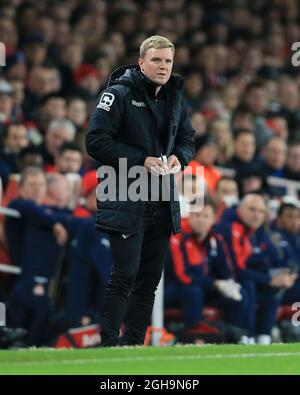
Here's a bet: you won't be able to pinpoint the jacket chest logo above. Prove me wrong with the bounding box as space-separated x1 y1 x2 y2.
132 100 146 108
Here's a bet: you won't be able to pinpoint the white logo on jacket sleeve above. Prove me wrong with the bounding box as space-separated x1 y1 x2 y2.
97 92 115 111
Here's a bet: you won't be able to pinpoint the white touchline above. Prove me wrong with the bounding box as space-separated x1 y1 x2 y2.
1 351 300 367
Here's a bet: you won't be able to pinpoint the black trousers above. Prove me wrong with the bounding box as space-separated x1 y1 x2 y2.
100 202 172 346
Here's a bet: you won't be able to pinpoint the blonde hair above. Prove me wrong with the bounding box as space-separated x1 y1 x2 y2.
139 35 175 58
210 119 234 164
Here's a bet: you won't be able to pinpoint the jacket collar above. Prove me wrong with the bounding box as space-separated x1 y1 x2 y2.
107 64 184 92
235 208 256 234
181 218 214 245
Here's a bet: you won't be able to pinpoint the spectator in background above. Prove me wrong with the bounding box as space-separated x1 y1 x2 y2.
175 172 206 219
6 167 71 346
243 81 270 149
5 167 69 266
210 119 234 166
44 173 72 210
65 215 112 329
235 166 271 197
17 145 44 173
200 91 227 121
225 129 256 173
38 118 76 170
66 170 112 327
0 15 18 55
4 52 27 81
73 170 97 218
75 64 101 102
266 115 289 141
277 77 300 136
61 169 111 329
0 80 15 130
217 193 297 344
0 122 29 187
8 77 25 121
35 15 55 48
22 66 61 121
215 176 239 221
189 111 207 138
183 70 203 111
221 83 241 119
66 97 88 165
58 42 84 97
37 95 67 132
20 34 48 68
66 97 87 130
272 202 300 306
190 135 221 192
231 106 255 133
54 142 83 175
259 136 287 178
167 197 245 340
215 177 239 207
283 142 300 182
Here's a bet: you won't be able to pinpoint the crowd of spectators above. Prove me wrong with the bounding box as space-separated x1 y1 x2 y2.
1 0 300 347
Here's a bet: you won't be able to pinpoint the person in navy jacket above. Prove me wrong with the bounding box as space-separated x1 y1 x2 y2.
66 217 113 328
167 196 245 334
5 167 73 345
217 193 296 344
271 202 300 305
65 171 113 328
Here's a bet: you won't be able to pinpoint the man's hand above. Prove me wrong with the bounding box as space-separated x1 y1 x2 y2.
167 155 181 174
144 156 170 176
53 222 68 246
215 279 242 301
270 273 297 289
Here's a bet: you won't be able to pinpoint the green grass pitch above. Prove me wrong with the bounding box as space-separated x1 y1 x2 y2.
1 343 300 375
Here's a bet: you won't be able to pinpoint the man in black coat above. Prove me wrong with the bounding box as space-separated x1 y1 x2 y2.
86 35 195 346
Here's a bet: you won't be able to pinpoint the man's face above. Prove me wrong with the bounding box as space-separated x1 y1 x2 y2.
57 150 82 173
238 195 267 229
234 133 255 162
277 207 300 234
138 47 174 86
67 99 87 126
264 139 287 170
0 94 14 118
232 114 254 131
29 68 53 96
45 127 73 157
19 153 43 170
245 87 268 115
287 145 300 172
195 144 218 166
242 176 263 194
188 205 215 237
216 179 238 203
4 125 29 153
20 173 47 205
43 98 66 119
47 176 71 208
185 73 203 97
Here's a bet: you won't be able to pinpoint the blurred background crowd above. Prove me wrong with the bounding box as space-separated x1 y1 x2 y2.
1 0 300 348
